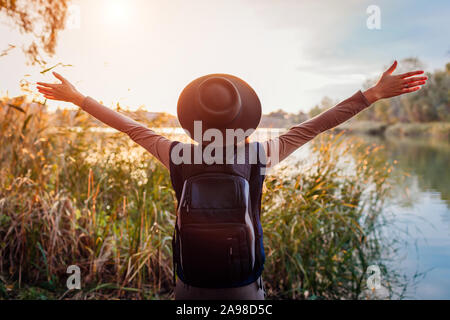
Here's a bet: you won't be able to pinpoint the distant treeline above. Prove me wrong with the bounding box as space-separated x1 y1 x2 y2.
358 59 449 123
262 59 449 128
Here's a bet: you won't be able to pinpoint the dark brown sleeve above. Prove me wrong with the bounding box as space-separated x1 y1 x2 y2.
262 90 371 167
81 96 173 169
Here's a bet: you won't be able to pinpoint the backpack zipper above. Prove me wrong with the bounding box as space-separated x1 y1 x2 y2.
182 188 190 213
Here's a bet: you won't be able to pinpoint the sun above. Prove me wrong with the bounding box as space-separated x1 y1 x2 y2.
104 0 131 23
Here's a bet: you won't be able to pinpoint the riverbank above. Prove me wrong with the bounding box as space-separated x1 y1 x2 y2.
1 100 409 299
336 121 450 140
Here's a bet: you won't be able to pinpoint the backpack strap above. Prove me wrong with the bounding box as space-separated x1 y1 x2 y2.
178 142 255 181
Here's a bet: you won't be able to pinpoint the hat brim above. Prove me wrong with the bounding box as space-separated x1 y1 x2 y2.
177 74 261 144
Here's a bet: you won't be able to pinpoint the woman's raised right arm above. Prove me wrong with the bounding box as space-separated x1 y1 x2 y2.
37 72 172 169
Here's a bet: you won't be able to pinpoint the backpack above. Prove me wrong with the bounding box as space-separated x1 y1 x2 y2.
170 141 266 288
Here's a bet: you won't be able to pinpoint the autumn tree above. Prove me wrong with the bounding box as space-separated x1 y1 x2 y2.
308 96 334 118
356 58 449 123
0 0 70 64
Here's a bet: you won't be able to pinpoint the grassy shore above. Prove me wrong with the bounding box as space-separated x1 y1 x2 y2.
337 120 450 141
385 122 450 140
0 97 411 299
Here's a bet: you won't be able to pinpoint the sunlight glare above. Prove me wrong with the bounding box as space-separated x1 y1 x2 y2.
105 0 131 24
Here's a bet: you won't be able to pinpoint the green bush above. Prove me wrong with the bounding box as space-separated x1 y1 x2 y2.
386 122 450 140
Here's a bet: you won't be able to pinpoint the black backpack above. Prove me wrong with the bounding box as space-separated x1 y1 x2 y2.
170 142 266 288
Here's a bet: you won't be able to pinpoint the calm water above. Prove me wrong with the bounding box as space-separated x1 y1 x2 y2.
368 136 450 299
283 133 449 299
321 135 449 299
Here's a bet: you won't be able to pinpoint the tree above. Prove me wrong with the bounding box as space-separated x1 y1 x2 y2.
0 0 70 65
267 109 289 119
406 63 450 122
292 110 308 124
355 58 450 123
308 96 334 118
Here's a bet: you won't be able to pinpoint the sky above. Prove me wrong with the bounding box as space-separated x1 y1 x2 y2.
1 0 449 114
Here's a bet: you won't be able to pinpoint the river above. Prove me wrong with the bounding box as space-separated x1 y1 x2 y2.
278 132 449 299
359 135 450 299
287 133 450 300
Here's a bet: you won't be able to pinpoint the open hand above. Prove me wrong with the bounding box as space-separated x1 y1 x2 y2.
37 72 86 107
363 60 428 104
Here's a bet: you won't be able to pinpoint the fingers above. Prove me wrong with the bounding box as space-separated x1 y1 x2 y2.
403 76 428 83
36 73 73 102
36 85 55 92
404 80 426 88
53 71 68 84
36 82 58 89
384 60 398 75
402 75 428 89
36 85 53 91
401 86 421 93
37 84 60 100
37 87 54 95
36 70 68 89
398 70 424 79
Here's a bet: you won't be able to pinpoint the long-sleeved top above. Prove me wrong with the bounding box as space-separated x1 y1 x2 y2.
80 90 371 169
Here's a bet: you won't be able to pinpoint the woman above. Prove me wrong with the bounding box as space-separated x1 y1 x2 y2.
37 60 427 299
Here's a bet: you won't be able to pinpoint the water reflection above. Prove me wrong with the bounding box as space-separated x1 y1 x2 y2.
381 137 449 207
355 134 450 299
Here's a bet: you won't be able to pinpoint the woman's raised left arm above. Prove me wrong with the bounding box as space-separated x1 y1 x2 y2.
263 60 428 167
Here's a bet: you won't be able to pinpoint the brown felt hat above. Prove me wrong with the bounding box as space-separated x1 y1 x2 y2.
177 74 261 144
